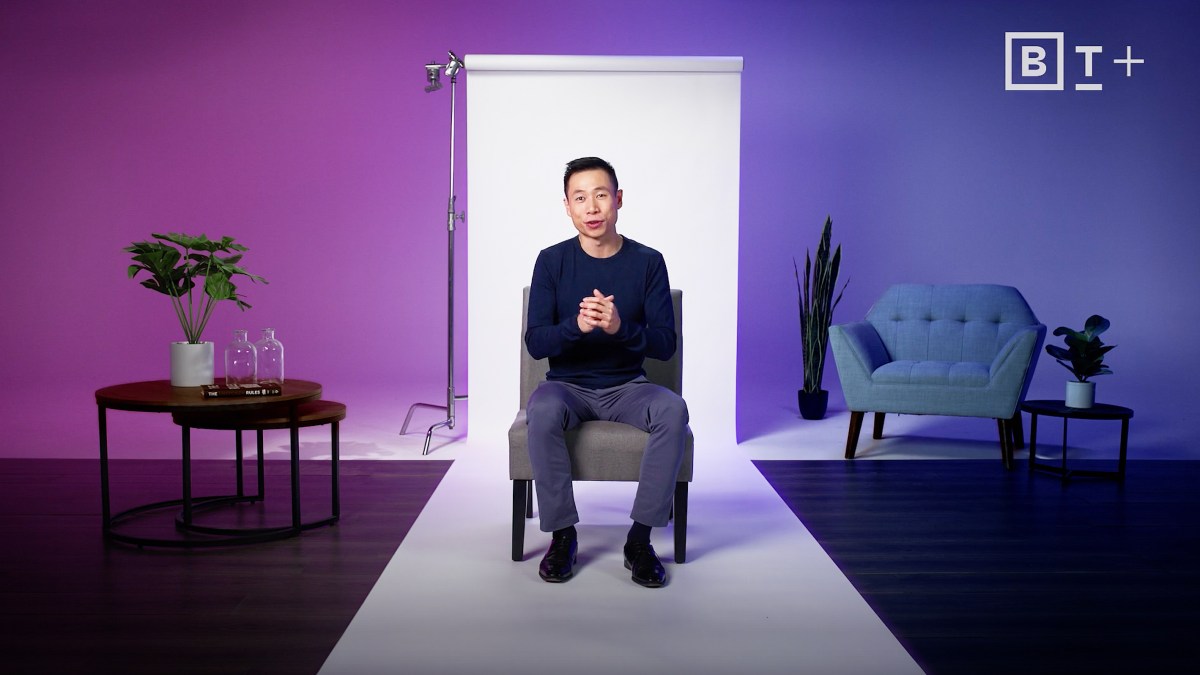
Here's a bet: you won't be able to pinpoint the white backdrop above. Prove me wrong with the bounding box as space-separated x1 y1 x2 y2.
466 55 742 445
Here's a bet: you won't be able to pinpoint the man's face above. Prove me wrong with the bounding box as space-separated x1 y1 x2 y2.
564 168 622 244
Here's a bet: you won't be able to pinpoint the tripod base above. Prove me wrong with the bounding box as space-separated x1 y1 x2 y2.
401 398 467 455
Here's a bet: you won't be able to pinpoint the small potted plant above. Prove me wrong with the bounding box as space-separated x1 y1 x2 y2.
1044 314 1115 408
793 215 848 419
125 233 267 386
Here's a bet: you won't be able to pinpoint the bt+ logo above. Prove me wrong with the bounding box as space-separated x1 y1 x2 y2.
1005 32 1145 91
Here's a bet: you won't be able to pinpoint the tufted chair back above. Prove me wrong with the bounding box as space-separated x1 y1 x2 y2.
866 284 1040 364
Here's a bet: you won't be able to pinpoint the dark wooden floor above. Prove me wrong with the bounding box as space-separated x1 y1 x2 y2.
755 459 1200 675
9 458 1200 675
0 459 451 675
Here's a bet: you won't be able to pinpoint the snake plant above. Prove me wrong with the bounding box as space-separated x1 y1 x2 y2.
794 215 848 394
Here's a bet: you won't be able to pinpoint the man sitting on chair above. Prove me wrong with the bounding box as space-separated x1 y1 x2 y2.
524 156 689 588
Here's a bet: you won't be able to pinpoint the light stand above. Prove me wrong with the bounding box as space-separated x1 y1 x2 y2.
401 50 467 455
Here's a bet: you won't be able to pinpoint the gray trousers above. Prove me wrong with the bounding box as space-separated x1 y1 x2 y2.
525 376 689 533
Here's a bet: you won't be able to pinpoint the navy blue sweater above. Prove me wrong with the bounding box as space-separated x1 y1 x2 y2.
525 236 676 389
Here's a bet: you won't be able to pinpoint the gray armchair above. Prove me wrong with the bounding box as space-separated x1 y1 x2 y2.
508 287 693 563
829 284 1046 468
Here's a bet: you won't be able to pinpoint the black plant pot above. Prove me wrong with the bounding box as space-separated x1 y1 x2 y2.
797 389 829 420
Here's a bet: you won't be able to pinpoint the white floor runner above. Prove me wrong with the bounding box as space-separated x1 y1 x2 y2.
319 433 921 675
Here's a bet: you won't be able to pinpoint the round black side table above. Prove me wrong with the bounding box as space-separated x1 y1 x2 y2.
95 379 334 547
1021 399 1133 481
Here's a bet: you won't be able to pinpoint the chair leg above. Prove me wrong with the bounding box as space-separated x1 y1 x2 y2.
845 411 865 459
512 480 529 561
1010 411 1025 450
1005 421 1014 469
525 480 533 518
873 412 886 440
996 418 1013 470
673 481 688 564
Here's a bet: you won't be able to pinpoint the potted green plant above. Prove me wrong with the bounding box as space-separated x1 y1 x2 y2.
1044 314 1115 409
125 233 267 386
793 215 848 419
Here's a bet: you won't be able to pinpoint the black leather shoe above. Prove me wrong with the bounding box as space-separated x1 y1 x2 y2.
623 541 666 588
538 536 577 583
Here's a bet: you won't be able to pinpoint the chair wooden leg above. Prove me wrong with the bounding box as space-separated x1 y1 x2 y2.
1005 420 1014 469
996 418 1013 470
673 481 688 564
873 412 886 440
525 480 533 518
512 480 528 561
1010 411 1025 450
846 411 865 459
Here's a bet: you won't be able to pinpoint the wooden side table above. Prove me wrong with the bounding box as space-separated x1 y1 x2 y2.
95 379 333 547
1021 399 1133 481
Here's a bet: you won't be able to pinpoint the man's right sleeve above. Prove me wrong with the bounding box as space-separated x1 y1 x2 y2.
524 250 583 360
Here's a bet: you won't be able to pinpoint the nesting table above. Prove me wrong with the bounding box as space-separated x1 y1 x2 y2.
1021 399 1133 481
95 379 342 547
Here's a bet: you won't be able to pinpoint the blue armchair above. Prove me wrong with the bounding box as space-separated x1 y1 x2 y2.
829 284 1046 469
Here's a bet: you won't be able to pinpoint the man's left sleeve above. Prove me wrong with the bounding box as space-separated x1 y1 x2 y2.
615 253 676 360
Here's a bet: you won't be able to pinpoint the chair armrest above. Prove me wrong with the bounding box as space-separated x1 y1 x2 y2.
988 325 1044 377
829 321 891 376
988 324 1047 404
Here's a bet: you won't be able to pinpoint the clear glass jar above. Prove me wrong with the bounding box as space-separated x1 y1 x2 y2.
224 329 257 385
256 328 285 385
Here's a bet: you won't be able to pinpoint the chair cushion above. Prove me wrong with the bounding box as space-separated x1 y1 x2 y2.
872 360 990 387
509 411 694 482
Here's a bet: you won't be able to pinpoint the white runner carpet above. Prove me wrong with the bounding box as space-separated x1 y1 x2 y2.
319 429 921 675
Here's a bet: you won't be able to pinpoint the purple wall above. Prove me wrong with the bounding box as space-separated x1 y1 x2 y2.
2 0 1196 457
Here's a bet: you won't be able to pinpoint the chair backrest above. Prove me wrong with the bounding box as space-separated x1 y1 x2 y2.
866 284 1040 363
519 287 683 408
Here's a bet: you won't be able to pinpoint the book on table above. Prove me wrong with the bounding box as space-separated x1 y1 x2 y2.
201 382 283 398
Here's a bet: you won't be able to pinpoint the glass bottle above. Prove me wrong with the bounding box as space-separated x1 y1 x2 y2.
256 328 285 385
225 329 257 386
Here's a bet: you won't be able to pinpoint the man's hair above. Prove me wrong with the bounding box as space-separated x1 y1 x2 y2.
563 157 619 195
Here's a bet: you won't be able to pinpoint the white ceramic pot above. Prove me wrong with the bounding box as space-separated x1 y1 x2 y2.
1065 380 1095 409
170 341 215 387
